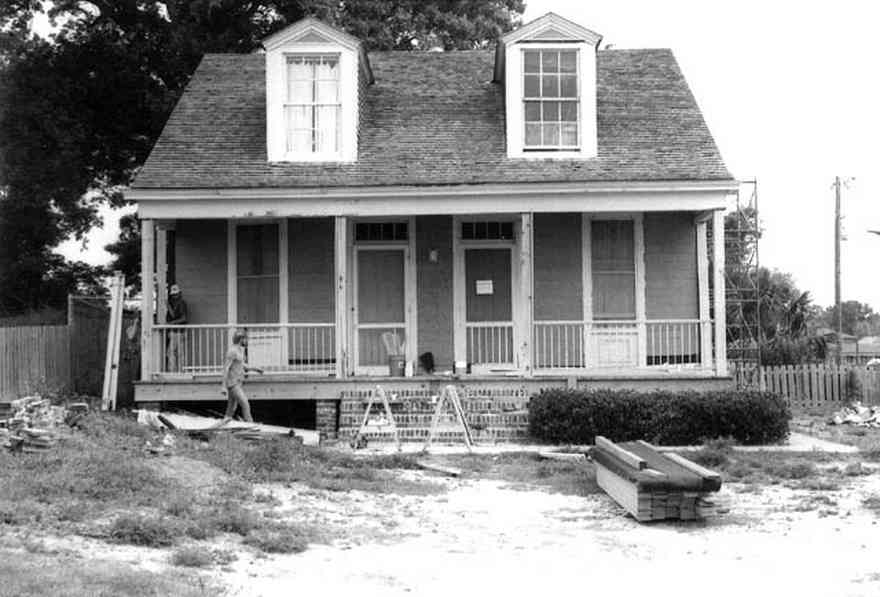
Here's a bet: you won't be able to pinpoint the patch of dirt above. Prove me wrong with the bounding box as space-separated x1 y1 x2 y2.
145 455 228 492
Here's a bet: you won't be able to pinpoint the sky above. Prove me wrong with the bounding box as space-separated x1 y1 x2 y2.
55 0 880 310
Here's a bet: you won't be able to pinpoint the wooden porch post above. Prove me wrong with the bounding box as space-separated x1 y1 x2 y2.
696 216 712 369
712 209 728 376
334 216 349 378
518 213 534 375
140 219 155 380
634 214 646 367
156 225 168 325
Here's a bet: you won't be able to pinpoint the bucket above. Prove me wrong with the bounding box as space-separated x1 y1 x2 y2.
388 355 406 377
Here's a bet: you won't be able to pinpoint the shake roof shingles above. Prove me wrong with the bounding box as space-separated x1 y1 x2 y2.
132 49 732 189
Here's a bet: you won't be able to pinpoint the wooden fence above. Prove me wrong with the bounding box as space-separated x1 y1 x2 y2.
0 326 72 400
739 364 880 409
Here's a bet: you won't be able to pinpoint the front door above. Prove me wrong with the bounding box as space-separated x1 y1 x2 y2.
235 223 283 369
464 248 515 370
354 247 407 375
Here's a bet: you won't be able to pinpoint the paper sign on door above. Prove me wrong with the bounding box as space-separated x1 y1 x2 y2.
475 280 494 295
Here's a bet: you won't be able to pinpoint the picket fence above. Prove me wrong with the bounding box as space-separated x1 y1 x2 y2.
0 325 72 400
742 364 880 409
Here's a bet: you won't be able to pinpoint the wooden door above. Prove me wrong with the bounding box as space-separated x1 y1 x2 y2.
355 248 407 373
465 248 514 367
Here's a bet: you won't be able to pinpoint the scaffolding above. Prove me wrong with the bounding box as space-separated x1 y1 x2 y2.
724 179 761 387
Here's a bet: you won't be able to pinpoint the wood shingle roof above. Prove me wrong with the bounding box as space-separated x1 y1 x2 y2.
132 48 732 189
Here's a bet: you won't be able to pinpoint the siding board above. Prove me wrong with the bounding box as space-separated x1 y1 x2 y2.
416 216 454 370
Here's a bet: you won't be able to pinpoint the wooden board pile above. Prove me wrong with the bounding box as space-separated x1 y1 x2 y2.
0 396 89 453
136 410 319 446
590 436 722 522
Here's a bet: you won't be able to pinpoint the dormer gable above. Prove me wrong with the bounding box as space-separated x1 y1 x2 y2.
494 13 602 159
264 18 373 163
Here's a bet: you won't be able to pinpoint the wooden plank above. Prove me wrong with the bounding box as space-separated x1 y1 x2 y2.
416 460 462 477
518 213 533 375
538 450 587 462
596 462 648 521
595 436 646 470
664 452 721 483
711 210 727 375
141 219 155 380
334 216 348 378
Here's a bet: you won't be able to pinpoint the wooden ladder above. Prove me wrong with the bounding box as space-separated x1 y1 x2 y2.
351 385 401 451
424 385 474 452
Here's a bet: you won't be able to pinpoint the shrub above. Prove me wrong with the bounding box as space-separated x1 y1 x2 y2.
528 388 790 446
109 514 180 547
171 545 215 568
243 526 309 554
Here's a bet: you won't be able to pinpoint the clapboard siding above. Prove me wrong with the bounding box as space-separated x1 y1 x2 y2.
534 212 583 321
417 215 454 370
175 220 228 324
644 213 698 320
288 218 334 323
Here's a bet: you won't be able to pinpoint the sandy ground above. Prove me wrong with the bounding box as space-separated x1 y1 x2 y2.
208 472 880 597
5 450 879 597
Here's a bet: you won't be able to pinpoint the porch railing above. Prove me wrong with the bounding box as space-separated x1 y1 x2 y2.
533 319 712 371
152 323 335 377
466 321 515 367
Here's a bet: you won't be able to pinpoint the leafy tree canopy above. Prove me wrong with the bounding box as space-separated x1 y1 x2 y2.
0 0 524 313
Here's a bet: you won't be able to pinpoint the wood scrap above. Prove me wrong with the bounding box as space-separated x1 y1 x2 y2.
538 450 587 462
416 460 462 477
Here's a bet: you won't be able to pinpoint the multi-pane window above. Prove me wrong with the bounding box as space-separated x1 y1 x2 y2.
286 54 341 155
461 221 515 241
355 222 409 243
591 221 635 319
523 49 579 150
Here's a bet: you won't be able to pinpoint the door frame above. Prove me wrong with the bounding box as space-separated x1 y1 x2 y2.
349 217 417 376
452 215 522 373
227 218 288 367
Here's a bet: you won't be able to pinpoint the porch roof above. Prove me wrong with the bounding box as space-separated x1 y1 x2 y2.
133 49 733 190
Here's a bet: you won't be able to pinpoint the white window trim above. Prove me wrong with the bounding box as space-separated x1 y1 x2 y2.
266 42 358 163
283 53 343 160
521 48 581 152
505 41 598 160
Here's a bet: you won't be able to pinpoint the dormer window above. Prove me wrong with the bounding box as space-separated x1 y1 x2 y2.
263 18 373 163
286 54 341 155
523 49 579 151
494 13 601 160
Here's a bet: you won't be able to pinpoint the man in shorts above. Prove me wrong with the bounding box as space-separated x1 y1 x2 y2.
222 329 263 422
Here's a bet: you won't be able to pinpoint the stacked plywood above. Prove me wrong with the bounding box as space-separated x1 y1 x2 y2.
591 436 722 522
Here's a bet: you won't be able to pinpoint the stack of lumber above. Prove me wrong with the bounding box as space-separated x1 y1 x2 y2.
0 395 81 452
590 436 722 522
137 411 319 447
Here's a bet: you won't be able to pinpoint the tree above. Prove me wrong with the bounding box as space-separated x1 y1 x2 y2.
813 301 880 338
0 1 524 314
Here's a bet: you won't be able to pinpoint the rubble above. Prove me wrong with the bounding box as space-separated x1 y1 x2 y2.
0 395 90 452
827 402 880 428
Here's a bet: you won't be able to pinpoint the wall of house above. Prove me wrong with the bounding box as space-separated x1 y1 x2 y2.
533 213 583 321
644 213 698 320
288 217 334 322
416 215 454 371
175 220 227 324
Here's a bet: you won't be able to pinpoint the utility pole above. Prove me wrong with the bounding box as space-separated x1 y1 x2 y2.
834 175 842 365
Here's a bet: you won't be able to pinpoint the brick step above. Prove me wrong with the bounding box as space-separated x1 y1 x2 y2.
339 412 529 428
339 400 529 415
340 426 529 442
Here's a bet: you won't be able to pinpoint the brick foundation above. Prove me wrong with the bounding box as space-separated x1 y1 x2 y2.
338 386 530 443
315 399 339 440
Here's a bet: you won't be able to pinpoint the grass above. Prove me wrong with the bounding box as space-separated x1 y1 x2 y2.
109 514 181 547
171 545 216 568
0 549 218 597
243 525 311 554
442 452 600 496
863 495 880 516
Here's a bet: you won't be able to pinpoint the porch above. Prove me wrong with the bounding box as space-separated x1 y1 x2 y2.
138 210 727 383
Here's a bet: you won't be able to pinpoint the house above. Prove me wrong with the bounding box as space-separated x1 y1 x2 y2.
130 13 736 440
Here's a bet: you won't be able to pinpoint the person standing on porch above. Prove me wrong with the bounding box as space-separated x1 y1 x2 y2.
166 284 188 372
222 329 263 422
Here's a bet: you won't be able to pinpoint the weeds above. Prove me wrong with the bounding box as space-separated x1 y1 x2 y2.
243 525 311 554
171 545 215 568
109 514 180 547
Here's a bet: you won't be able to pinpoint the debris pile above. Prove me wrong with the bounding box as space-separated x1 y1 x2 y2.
0 396 89 452
828 402 880 428
136 410 319 446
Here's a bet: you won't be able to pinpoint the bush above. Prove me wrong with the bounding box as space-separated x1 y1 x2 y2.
528 388 790 446
243 526 309 554
171 545 215 568
109 514 180 547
